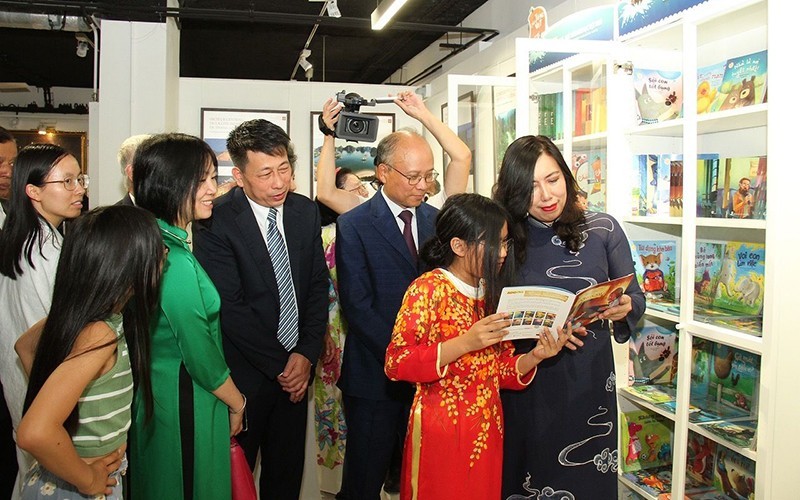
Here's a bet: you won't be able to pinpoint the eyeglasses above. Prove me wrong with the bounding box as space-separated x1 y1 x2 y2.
383 164 439 186
41 174 90 191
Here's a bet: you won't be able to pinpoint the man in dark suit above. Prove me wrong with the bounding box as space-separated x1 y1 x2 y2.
335 90 472 499
0 126 16 226
114 134 150 206
193 119 328 499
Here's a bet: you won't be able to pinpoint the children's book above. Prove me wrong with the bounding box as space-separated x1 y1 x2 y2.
620 384 676 405
708 344 759 413
717 50 768 111
633 69 683 125
629 319 678 385
571 150 606 212
715 156 767 220
696 154 721 217
690 339 712 402
634 154 659 215
498 274 634 340
711 241 765 316
686 432 718 487
621 409 673 472
699 419 757 450
694 240 725 308
669 158 683 217
657 154 681 217
696 62 726 114
713 448 755 499
621 465 673 496
631 239 677 303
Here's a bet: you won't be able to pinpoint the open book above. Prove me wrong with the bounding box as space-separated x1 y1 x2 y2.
497 273 635 341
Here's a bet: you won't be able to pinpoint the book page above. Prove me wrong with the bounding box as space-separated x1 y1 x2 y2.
567 273 635 328
496 286 575 341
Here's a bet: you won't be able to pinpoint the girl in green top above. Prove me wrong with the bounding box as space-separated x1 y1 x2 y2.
15 205 164 499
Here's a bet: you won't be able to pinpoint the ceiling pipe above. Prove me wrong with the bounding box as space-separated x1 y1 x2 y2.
403 28 499 86
0 11 91 31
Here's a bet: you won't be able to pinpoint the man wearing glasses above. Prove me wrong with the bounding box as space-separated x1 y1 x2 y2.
335 90 471 500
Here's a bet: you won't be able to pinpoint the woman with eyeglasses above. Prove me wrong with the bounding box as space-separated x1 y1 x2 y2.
0 143 87 488
384 193 572 499
14 205 163 500
128 133 244 500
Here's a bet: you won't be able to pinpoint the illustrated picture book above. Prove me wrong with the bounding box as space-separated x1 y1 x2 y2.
694 240 725 308
713 448 755 499
628 319 678 386
711 241 765 316
708 344 759 413
571 150 607 212
631 239 677 303
714 156 767 220
620 409 673 472
696 154 721 217
717 49 768 112
633 154 659 215
498 273 634 340
633 68 683 125
696 61 726 114
699 419 757 450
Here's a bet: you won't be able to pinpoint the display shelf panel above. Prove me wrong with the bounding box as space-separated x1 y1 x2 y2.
685 322 763 355
697 104 767 135
624 119 684 137
687 422 757 461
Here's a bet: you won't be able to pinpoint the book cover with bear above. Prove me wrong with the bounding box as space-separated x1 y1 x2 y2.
716 49 768 112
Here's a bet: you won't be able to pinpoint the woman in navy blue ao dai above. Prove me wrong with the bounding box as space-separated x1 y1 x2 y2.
495 136 645 500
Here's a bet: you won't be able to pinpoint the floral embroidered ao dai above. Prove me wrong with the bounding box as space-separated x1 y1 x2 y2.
385 269 534 499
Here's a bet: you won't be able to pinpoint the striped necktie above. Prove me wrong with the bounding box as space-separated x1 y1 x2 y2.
266 207 299 351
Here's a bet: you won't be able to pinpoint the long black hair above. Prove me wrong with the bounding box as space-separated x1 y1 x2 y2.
421 193 514 314
0 143 69 279
133 133 217 226
493 135 585 260
23 205 163 430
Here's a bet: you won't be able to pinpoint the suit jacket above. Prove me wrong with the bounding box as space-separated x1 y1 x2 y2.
336 191 437 401
114 193 135 206
193 187 328 395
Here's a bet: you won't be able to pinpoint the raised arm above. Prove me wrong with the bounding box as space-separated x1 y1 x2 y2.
315 98 362 214
394 90 471 197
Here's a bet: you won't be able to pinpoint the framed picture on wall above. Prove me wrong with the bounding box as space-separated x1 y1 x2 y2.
200 108 290 188
309 112 395 197
13 130 87 174
441 91 476 191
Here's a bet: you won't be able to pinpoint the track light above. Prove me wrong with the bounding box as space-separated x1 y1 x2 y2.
326 0 341 18
75 33 94 58
371 0 409 30
298 49 313 73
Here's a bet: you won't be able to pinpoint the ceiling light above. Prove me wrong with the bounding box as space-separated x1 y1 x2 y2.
326 0 341 18
371 0 409 30
299 49 313 72
75 33 94 58
76 39 89 57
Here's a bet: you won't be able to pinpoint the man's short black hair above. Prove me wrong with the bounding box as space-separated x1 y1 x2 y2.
0 126 15 144
226 119 296 171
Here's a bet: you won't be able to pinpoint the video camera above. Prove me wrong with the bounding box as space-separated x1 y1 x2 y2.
334 90 394 142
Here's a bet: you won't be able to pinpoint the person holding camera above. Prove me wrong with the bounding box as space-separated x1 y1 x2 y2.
333 89 471 499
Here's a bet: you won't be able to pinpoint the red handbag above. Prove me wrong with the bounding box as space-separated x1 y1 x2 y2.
230 438 257 500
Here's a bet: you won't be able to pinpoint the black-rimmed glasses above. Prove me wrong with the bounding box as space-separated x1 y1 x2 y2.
383 164 439 186
41 174 90 191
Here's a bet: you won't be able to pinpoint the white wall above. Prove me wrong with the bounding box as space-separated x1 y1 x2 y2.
178 78 415 198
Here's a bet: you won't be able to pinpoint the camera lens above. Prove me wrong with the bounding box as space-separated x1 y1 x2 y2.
347 119 366 134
